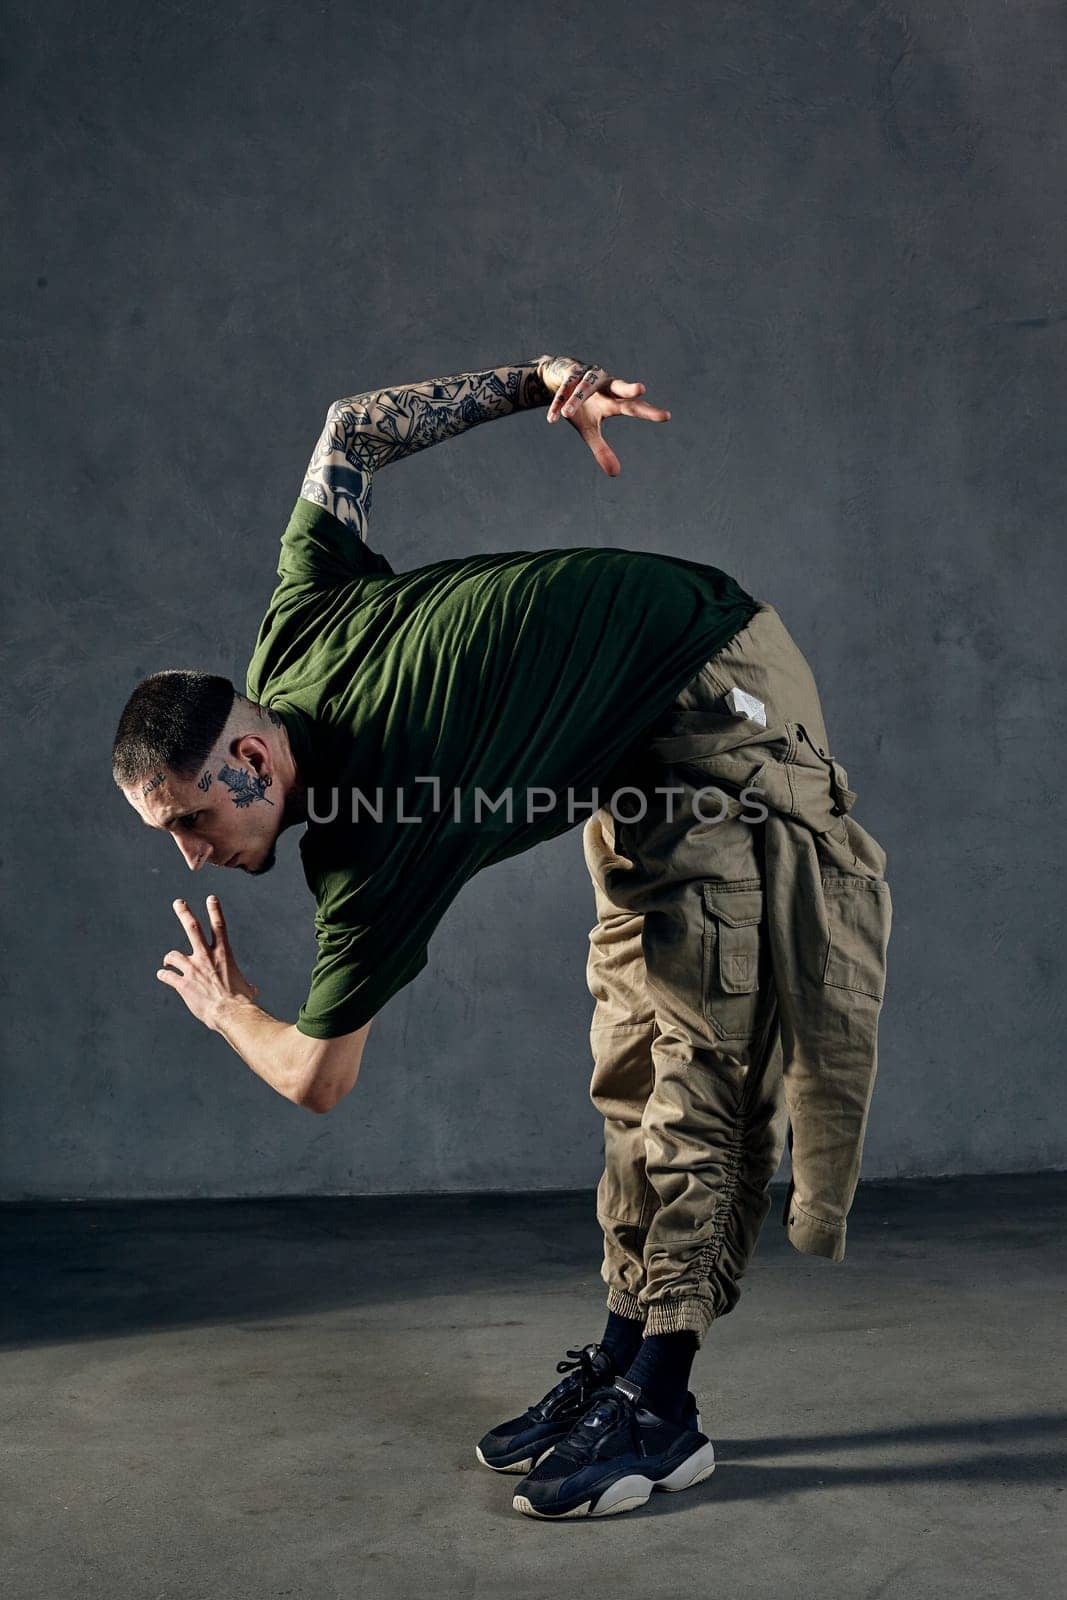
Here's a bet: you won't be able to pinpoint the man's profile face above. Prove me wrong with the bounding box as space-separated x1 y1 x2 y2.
123 761 282 876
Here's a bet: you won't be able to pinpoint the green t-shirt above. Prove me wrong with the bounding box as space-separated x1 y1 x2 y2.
245 498 760 1037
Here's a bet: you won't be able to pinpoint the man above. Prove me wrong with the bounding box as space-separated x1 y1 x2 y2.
113 354 891 1520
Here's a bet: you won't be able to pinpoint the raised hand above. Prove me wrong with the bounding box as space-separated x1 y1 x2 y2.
540 356 671 477
157 896 261 1030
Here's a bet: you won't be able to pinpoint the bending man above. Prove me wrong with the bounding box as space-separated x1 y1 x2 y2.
112 354 891 1521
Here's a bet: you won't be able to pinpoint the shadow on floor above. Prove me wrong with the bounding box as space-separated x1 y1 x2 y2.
1 1171 1063 1351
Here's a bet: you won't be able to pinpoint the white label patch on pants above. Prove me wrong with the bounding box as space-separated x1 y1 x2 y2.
723 686 768 727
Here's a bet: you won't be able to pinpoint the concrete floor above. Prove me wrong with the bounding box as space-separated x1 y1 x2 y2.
1 1173 1064 1600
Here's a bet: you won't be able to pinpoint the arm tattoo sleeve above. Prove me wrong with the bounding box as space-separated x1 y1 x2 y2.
300 357 552 532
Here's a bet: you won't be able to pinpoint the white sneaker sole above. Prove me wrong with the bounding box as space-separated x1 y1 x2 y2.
474 1443 556 1475
512 1438 716 1519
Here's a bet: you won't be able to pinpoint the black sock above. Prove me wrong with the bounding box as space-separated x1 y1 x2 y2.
622 1330 699 1422
598 1309 646 1372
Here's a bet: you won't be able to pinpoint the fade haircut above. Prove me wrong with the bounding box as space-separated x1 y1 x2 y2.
111 670 236 789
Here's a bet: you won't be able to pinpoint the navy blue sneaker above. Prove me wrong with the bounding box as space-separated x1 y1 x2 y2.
511 1375 716 1519
475 1343 619 1474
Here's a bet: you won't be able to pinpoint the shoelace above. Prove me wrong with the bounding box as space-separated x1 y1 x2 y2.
552 1387 637 1464
531 1344 605 1417
554 1344 601 1381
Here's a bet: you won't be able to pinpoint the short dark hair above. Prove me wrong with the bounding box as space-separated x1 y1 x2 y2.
111 670 236 789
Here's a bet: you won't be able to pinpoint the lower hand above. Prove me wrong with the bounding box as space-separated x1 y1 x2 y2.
539 355 671 477
157 896 261 1030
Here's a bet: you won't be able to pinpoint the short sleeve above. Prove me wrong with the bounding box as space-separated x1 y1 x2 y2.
294 818 480 1038
295 912 429 1039
278 496 395 588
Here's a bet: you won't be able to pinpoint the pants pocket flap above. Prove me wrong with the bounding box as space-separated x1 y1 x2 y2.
701 885 763 928
703 885 763 995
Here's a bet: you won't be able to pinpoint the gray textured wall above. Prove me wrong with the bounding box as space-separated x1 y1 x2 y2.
3 2 1064 1199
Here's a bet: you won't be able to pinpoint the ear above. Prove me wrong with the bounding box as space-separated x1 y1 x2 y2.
231 732 272 771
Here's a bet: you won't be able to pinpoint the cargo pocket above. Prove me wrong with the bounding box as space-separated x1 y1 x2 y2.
821 873 891 1002
701 882 764 1039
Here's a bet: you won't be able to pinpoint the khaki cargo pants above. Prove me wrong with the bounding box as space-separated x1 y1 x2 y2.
582 600 888 1345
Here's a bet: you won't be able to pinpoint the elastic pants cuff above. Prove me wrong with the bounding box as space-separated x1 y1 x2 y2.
605 1287 646 1322
642 1297 715 1345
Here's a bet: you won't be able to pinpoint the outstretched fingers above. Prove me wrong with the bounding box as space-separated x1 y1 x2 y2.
206 894 230 951
624 398 672 422
548 364 603 423
574 415 622 478
172 897 208 955
609 378 670 422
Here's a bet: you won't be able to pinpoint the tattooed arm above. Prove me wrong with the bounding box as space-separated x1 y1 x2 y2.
300 356 570 531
